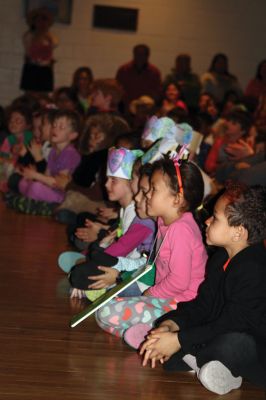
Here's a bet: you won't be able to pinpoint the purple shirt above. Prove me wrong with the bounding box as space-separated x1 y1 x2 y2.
47 144 81 176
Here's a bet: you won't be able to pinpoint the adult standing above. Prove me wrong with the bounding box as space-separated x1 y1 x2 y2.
201 53 242 107
245 60 266 102
116 44 162 112
20 7 58 95
71 67 94 115
163 54 201 110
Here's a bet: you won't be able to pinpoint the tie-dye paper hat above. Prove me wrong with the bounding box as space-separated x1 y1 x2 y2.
141 123 194 164
141 116 178 143
107 147 144 180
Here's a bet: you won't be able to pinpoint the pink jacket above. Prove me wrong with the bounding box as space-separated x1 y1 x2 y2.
148 212 207 301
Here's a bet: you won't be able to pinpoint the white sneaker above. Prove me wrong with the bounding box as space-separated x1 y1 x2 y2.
182 354 199 374
198 360 242 395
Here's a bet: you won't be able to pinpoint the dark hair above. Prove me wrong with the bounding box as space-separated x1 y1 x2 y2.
41 108 57 124
151 157 207 234
91 79 123 108
255 59 266 80
139 162 153 179
72 67 94 91
133 44 150 57
79 114 129 154
209 53 233 77
7 105 32 126
225 110 253 135
151 158 204 211
224 183 266 245
115 131 141 149
53 109 81 134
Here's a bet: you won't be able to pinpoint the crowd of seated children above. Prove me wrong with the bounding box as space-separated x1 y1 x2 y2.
0 48 265 397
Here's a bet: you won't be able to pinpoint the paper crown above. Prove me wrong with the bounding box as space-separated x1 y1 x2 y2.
107 147 144 180
141 116 178 143
141 123 193 164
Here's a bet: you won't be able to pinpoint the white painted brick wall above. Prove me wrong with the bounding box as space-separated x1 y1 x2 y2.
0 0 265 105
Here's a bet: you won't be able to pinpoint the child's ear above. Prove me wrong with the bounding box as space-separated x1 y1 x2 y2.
173 192 184 208
232 225 248 242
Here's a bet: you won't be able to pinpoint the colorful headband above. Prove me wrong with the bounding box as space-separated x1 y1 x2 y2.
107 147 144 180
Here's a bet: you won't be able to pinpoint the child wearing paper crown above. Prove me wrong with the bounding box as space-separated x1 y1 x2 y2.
140 184 266 395
96 148 208 343
61 147 156 299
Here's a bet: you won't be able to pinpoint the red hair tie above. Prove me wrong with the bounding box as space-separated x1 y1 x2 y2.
170 145 188 194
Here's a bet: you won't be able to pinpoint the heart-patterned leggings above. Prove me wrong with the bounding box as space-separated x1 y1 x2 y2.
95 296 177 337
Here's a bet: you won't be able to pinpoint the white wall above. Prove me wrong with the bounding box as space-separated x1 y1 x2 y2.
0 0 265 106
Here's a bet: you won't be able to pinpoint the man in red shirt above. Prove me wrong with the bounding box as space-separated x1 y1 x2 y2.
116 44 162 112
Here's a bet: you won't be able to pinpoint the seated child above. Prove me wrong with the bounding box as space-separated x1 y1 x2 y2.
0 105 32 190
140 183 266 395
204 110 254 181
96 151 208 340
7 108 55 193
58 147 154 299
9 110 81 214
54 113 130 223
88 78 123 115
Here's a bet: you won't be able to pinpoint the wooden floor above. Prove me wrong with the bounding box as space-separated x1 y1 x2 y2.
0 201 265 400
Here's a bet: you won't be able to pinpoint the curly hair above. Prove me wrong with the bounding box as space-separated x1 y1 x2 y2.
224 182 266 245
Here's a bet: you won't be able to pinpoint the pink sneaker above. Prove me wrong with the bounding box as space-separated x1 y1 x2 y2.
123 323 151 349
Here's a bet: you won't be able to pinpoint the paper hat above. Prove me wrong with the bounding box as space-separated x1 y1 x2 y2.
141 137 177 164
141 122 194 164
141 116 178 143
107 147 144 180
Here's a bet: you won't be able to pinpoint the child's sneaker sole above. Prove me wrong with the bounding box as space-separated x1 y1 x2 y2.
58 251 85 273
198 360 242 395
123 323 151 350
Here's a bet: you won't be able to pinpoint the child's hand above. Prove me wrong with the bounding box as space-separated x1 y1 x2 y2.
88 266 119 289
75 227 93 243
18 143 27 157
97 207 118 222
54 173 71 190
225 139 254 160
99 229 117 246
28 139 42 161
22 165 37 180
140 331 181 367
70 288 85 299
12 143 23 156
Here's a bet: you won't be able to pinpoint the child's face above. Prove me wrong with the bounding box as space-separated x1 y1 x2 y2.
134 175 150 219
130 170 139 196
51 117 76 146
91 89 110 110
205 195 237 247
146 170 176 218
165 84 180 102
87 126 105 153
105 176 132 203
8 112 28 136
41 116 52 142
225 120 244 142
